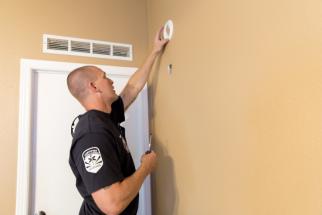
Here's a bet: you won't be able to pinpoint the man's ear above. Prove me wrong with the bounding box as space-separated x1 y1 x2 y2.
89 82 102 93
89 82 97 92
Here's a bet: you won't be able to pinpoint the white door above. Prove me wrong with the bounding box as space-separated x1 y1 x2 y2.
16 60 151 215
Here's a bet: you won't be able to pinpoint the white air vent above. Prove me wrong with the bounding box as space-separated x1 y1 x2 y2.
93 43 111 55
43 34 133 61
47 38 68 51
113 45 131 57
71 40 91 53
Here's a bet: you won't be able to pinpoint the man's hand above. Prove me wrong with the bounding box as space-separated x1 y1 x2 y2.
152 27 169 54
140 151 157 174
92 150 157 215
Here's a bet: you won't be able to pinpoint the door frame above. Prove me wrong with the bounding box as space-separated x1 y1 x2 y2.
16 59 144 215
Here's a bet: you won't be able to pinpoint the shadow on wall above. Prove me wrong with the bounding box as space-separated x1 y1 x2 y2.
151 139 178 215
148 56 179 215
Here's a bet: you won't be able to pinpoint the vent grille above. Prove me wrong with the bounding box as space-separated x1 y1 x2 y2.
93 43 111 55
71 40 91 53
43 34 132 61
113 45 130 57
47 38 68 51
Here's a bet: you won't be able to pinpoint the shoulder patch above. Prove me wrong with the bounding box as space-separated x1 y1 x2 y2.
82 147 103 173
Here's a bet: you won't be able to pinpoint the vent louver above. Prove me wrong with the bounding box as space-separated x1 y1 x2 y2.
43 34 132 61
93 43 111 55
47 38 68 51
113 45 130 57
71 40 91 53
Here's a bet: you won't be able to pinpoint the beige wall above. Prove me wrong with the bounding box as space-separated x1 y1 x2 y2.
0 0 148 214
3 0 322 214
147 0 322 214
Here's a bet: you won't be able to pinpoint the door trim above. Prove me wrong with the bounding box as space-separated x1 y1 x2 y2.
16 59 138 215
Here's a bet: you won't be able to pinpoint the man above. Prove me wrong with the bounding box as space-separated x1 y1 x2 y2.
67 28 168 215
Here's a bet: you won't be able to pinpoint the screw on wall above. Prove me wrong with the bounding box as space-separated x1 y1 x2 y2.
168 64 173 75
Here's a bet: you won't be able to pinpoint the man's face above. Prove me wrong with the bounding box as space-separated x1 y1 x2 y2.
94 69 118 103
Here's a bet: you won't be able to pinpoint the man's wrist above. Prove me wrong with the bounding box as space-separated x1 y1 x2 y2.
139 162 150 177
151 48 161 56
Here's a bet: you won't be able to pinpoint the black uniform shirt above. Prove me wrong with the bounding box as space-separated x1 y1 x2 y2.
69 97 138 215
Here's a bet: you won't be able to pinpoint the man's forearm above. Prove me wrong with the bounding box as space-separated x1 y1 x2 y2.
120 28 168 109
127 50 159 92
104 164 150 214
118 165 149 208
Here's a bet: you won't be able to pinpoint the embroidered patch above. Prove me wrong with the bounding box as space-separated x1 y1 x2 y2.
82 147 103 173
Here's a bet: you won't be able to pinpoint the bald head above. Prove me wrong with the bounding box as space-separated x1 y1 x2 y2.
67 66 100 102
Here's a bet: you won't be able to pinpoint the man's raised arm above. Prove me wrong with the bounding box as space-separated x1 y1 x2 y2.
120 27 169 110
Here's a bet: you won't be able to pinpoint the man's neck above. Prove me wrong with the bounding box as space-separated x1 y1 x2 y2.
84 101 112 113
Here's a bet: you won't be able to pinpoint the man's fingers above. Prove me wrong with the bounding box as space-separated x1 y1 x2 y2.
155 27 166 41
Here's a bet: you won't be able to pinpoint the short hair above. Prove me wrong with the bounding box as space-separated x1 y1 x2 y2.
67 66 99 102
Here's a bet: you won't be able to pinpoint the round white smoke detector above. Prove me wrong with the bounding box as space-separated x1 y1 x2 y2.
163 20 174 40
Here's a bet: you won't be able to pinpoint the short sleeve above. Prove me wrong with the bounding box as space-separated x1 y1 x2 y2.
72 132 124 194
110 96 125 124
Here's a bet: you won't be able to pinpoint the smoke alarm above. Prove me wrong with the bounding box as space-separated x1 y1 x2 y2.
163 20 174 40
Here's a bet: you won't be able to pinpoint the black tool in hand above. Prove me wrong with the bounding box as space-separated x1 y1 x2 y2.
145 134 152 154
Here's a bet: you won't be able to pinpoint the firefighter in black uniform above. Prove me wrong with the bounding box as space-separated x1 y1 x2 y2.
67 28 168 215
